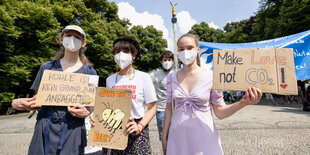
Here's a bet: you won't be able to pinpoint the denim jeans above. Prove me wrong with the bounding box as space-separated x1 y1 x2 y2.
156 111 165 141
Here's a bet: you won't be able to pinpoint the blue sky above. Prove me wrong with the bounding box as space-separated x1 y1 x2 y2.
108 0 261 50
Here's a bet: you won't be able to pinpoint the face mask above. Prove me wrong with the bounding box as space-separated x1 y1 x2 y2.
162 61 173 70
178 50 197 65
114 51 133 69
62 36 82 51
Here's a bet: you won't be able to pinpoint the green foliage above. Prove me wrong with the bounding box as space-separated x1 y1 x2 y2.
252 0 310 40
131 25 167 71
0 0 168 107
189 22 225 43
222 18 255 43
189 0 309 43
0 92 15 113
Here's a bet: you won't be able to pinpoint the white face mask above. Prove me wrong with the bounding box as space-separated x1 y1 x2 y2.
178 50 197 65
62 36 82 51
114 51 133 69
162 61 173 70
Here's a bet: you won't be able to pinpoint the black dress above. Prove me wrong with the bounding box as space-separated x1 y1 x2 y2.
28 60 97 155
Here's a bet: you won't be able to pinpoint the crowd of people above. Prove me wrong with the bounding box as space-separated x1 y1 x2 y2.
223 82 310 106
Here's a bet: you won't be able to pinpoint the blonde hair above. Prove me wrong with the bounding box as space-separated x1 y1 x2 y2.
54 33 93 66
177 33 200 66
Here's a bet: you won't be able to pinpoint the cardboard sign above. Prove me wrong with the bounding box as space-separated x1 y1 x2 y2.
36 70 98 106
88 87 132 150
213 48 297 95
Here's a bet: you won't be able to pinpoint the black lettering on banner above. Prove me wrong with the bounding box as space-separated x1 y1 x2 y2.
80 76 88 84
48 73 76 82
45 94 83 104
41 83 50 91
219 67 237 83
281 68 285 83
83 87 95 93
217 51 243 65
59 84 81 92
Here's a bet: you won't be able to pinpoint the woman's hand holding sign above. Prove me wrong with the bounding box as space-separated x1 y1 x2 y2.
239 87 263 106
212 86 262 120
12 96 41 111
68 105 90 118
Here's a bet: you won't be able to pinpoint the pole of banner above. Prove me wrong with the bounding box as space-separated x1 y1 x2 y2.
170 2 179 70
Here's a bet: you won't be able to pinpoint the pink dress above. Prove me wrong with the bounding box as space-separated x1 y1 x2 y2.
166 71 225 155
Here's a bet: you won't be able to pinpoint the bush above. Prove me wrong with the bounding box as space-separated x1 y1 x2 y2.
0 92 15 115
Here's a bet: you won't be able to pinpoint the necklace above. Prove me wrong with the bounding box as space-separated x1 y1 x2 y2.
115 67 135 83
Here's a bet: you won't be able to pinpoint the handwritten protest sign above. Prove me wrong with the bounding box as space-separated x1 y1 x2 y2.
213 48 297 95
88 87 132 150
36 70 98 106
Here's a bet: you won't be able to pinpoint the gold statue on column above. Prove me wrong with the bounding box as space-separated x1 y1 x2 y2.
170 2 177 15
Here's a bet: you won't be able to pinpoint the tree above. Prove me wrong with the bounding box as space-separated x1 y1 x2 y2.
130 25 167 71
82 19 129 86
188 22 225 43
0 0 62 103
0 0 168 109
222 18 256 43
252 0 310 40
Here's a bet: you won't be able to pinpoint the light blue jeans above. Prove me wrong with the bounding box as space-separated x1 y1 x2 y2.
156 111 165 141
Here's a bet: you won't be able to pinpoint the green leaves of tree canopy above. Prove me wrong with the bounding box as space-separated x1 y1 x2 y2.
131 25 167 71
189 0 309 43
252 0 310 40
189 22 224 43
0 0 167 108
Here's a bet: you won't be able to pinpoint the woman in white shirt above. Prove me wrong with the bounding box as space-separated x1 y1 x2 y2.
103 36 157 154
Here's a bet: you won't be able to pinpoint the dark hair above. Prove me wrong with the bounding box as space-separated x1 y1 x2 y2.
177 33 200 66
111 36 141 59
160 50 174 61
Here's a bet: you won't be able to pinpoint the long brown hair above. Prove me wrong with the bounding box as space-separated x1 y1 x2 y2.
177 33 200 66
54 33 93 66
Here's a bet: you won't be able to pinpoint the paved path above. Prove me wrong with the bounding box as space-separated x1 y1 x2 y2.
1 102 309 155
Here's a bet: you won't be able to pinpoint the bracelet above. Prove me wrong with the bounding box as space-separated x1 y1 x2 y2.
137 123 144 133
138 123 144 129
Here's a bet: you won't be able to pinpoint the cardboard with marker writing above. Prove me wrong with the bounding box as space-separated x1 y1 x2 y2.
87 87 132 150
36 70 98 106
275 48 297 94
213 48 297 95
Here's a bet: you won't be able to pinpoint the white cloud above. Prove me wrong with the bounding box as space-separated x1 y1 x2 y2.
117 2 169 47
176 11 197 34
208 21 219 29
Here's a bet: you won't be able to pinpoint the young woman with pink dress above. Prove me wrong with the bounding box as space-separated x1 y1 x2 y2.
162 34 262 155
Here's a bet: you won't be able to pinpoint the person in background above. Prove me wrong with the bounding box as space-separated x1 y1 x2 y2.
226 91 235 103
265 93 277 105
150 50 174 141
235 91 243 100
162 34 262 155
286 95 295 104
275 94 284 105
11 25 96 155
297 86 304 103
